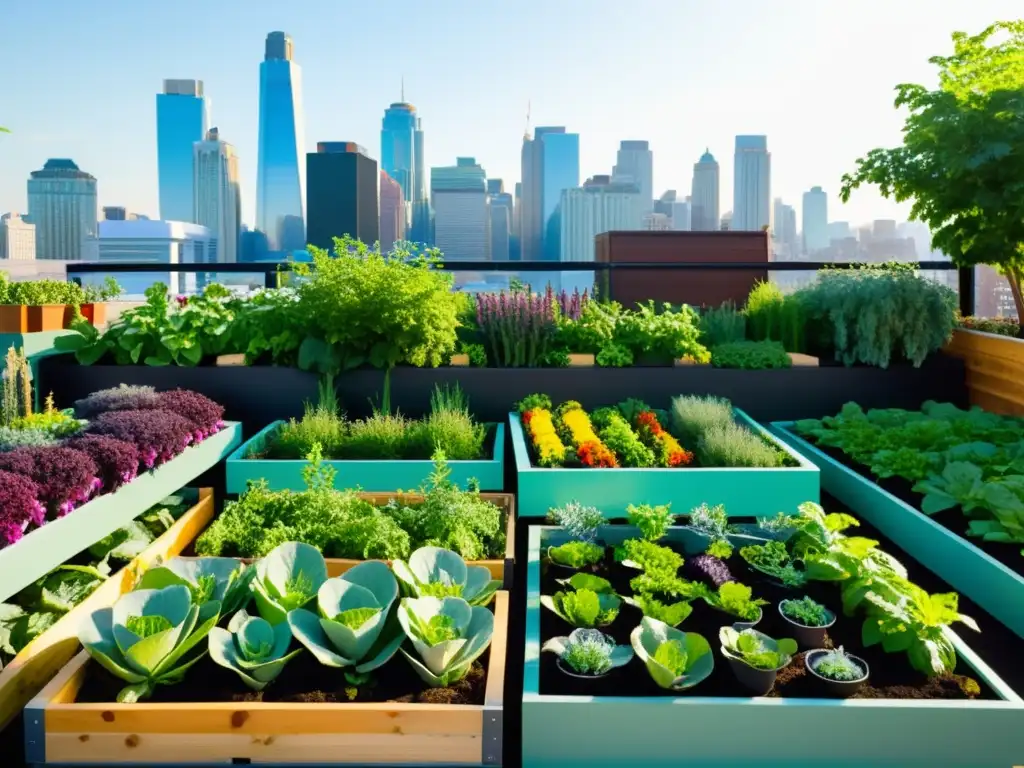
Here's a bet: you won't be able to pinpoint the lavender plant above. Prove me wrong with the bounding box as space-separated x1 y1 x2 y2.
475 287 559 367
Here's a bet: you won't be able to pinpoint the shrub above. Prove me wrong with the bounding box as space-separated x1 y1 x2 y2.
614 301 709 363
669 395 734 446
73 385 161 419
697 422 787 468
155 390 224 439
64 434 139 491
700 301 746 347
0 471 45 545
0 426 58 453
710 340 792 370
744 280 806 352
86 409 196 468
0 447 99 516
957 315 1019 337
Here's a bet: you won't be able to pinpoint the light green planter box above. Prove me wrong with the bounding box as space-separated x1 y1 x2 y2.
523 526 1024 768
225 420 505 494
771 421 1024 640
0 423 241 603
510 408 819 517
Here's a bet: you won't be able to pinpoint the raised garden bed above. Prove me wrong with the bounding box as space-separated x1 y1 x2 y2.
226 420 506 494
511 397 818 517
523 511 1024 768
771 415 1024 640
0 489 216 731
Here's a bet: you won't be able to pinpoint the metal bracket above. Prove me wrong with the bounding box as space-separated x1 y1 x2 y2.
24 702 45 766
482 704 504 765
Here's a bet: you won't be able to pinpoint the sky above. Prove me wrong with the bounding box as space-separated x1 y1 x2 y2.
1 0 1020 230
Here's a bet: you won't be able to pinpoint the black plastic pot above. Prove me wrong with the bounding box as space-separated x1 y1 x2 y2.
804 649 870 698
778 601 836 648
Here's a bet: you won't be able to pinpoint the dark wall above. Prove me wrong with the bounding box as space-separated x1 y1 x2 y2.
596 231 770 308
306 152 379 249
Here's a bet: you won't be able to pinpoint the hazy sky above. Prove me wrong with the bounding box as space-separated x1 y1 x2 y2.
0 0 1019 229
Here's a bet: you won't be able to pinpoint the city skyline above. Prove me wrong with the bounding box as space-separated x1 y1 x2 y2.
2 1 1019 231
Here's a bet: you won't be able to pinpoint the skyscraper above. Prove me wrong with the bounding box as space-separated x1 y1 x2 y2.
156 79 206 223
381 102 417 204
379 171 405 253
612 140 654 213
690 150 720 231
27 159 97 260
256 31 306 254
0 213 36 261
431 158 488 261
519 126 579 261
306 142 379 250
194 127 241 264
801 186 829 254
732 136 771 231
670 200 692 231
560 176 644 263
487 180 512 261
772 198 798 259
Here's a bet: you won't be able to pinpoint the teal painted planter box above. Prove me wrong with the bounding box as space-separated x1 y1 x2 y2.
225 420 505 494
0 422 241 603
510 408 819 517
523 526 1024 768
771 421 1024 641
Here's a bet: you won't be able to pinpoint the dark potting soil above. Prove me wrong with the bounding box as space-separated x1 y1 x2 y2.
75 648 489 705
537 544 992 701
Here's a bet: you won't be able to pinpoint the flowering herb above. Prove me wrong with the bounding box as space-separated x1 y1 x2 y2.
522 406 568 467
558 402 619 468
0 447 99 517
633 409 693 467
476 287 559 367
0 470 45 545
682 554 735 589
73 385 161 419
156 389 225 441
557 288 589 322
64 435 140 492
86 409 196 469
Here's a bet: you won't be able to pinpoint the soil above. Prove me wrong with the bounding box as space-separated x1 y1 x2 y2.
538 540 993 701
75 647 489 705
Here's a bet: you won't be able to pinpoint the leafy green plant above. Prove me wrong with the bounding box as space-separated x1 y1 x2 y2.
542 627 633 676
630 571 711 602
631 617 714 690
398 596 494 686
719 626 797 671
710 340 792 370
740 541 808 587
547 540 604 568
393 546 500 607
699 301 746 347
591 407 655 467
78 585 220 702
542 575 621 628
208 608 303 690
707 582 767 621
252 542 329 625
626 503 675 542
810 646 866 681
595 342 633 367
137 557 254 617
706 539 734 559
624 594 693 627
744 280 806 352
614 539 683 574
613 301 710 363
780 596 832 627
958 315 1019 337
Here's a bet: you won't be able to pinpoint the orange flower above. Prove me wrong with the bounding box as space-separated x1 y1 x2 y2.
633 409 692 468
559 404 619 468
578 440 619 468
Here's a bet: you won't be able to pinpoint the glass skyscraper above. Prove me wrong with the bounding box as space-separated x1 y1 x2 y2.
156 80 206 223
256 31 306 254
540 129 580 261
27 158 98 260
382 102 431 243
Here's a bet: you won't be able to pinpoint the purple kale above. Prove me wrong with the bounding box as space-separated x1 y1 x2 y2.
682 554 735 589
63 434 140 492
85 409 196 469
0 471 45 545
0 447 99 517
73 385 161 419
156 389 225 441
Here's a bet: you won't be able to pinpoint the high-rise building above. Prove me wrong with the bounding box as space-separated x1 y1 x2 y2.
488 179 512 261
801 186 828 255
103 206 127 221
194 127 241 264
431 157 488 260
772 198 799 259
0 213 36 261
511 181 522 261
691 150 720 231
612 140 654 213
732 136 771 231
519 126 580 261
156 79 206 223
256 31 306 254
643 213 673 231
654 190 677 218
27 159 97 260
381 102 417 206
379 171 405 253
560 176 644 264
670 200 691 231
306 142 379 250
874 219 898 239
828 221 852 243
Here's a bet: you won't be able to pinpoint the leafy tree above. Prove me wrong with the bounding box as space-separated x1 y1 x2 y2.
840 21 1024 322
0 127 9 133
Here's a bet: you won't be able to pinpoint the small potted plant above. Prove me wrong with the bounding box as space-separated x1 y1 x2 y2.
546 501 606 573
719 625 797 695
80 277 122 327
778 596 835 647
630 616 714 691
542 627 633 680
707 581 767 629
541 574 621 629
805 646 869 697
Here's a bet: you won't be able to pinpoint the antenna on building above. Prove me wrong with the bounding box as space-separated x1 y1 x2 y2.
524 100 531 139
401 76 405 102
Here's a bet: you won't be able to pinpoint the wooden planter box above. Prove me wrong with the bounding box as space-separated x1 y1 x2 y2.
225 421 506 494
25 592 509 766
0 489 216 732
771 421 1024 640
943 328 1024 415
522 526 1024 768
0 423 242 604
511 408 819 517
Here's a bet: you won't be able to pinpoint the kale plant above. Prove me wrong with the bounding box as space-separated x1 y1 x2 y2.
780 596 831 627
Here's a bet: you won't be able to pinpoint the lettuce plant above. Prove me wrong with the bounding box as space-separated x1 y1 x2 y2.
547 540 603 568
63 434 139 492
0 470 45 545
707 582 767 621
626 503 675 542
287 560 404 677
138 557 254 617
542 628 633 676
0 446 100 516
209 608 303 690
252 542 328 625
397 596 494 686
78 585 220 702
624 594 693 627
393 546 500 607
542 574 621 628
719 626 797 671
614 539 683 574
739 541 807 587
631 617 714 690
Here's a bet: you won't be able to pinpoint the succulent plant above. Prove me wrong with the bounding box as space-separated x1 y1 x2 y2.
252 542 328 626
397 596 494 686
719 626 797 671
138 556 254 617
393 546 500 607
810 646 866 681
209 608 302 690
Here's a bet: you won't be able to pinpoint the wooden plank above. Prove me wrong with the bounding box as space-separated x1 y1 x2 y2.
484 592 508 707
943 329 1024 416
0 490 216 731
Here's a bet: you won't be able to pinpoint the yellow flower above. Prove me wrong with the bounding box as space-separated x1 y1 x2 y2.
526 408 567 467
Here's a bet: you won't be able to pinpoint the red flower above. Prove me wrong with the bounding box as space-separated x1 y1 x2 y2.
667 449 694 467
577 441 619 468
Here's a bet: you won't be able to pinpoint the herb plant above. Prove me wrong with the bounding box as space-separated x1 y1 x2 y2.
72 384 162 419
780 596 831 627
547 501 605 542
475 288 560 367
681 554 735 589
699 301 746 347
697 423 789 468
627 503 675 541
740 541 808 587
744 280 806 352
811 646 866 681
710 340 792 370
613 301 710 363
542 628 633 676
670 395 734 446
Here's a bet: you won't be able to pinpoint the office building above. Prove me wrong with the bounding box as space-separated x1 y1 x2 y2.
560 176 644 264
612 140 654 213
802 186 828 254
670 200 691 231
519 126 580 261
103 206 127 221
431 157 488 260
732 136 771 231
239 226 270 262
381 101 417 206
194 127 241 264
256 31 306 254
772 198 798 259
379 171 405 253
828 221 852 243
156 79 206 223
654 190 677 218
488 180 512 261
306 142 378 250
0 213 36 261
27 158 97 260
691 150 720 231
643 213 673 231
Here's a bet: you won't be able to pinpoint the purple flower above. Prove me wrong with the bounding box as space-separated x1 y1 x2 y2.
63 434 140 492
0 471 44 545
682 554 735 588
0 447 99 518
86 409 197 469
